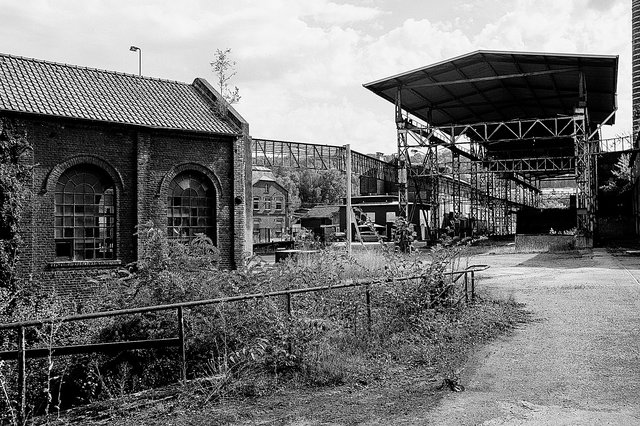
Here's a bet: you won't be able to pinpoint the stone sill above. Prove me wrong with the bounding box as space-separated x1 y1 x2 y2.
48 260 122 269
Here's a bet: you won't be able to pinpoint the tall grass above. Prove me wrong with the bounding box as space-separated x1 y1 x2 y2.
0 231 525 423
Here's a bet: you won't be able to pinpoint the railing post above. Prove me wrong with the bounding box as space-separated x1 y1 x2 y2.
177 307 186 383
285 293 293 353
17 326 26 424
365 286 372 331
285 293 292 317
471 271 476 302
464 272 469 303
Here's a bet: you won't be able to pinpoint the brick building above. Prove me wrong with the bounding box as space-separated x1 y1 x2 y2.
252 166 288 243
0 53 251 297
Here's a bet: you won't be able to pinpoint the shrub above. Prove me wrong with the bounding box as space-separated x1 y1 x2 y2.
3 226 516 422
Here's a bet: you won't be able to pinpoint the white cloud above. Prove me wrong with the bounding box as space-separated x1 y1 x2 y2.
471 0 631 136
0 0 632 153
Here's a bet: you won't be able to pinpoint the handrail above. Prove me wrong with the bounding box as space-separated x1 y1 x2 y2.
0 265 489 330
1 264 488 422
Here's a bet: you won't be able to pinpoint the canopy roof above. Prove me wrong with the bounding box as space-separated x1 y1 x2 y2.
364 50 618 127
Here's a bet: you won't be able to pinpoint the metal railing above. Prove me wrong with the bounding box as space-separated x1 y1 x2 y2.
0 264 488 420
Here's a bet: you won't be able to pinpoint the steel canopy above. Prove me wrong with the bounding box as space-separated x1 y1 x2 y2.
363 50 618 128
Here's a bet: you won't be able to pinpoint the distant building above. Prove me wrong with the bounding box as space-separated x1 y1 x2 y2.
340 195 430 241
252 166 289 243
299 205 341 241
297 195 430 243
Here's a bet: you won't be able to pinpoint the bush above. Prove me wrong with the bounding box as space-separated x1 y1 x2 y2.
2 227 521 423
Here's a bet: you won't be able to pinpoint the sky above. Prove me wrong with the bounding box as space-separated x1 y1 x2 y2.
0 0 632 154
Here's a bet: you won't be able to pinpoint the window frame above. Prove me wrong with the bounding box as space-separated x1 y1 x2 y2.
167 170 217 243
53 165 116 262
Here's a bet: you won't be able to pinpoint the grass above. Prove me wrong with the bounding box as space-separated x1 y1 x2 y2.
13 237 530 425
46 271 530 425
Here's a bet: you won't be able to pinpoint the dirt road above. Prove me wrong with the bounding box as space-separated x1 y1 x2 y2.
424 248 640 425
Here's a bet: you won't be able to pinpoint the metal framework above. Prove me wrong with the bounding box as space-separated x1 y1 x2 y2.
363 51 624 245
252 138 396 182
396 104 548 235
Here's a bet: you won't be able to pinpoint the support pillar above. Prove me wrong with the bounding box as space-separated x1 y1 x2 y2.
396 88 409 219
573 111 594 247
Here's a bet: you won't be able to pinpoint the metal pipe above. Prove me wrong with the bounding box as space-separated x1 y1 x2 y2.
17 326 26 424
178 307 186 382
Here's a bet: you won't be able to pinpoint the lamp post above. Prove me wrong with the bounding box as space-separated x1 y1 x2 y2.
129 45 141 76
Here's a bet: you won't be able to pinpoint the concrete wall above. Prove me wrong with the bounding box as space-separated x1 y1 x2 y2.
515 234 575 252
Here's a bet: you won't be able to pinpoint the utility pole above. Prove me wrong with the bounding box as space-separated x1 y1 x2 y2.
345 144 352 255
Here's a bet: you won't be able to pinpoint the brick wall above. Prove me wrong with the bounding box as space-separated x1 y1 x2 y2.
8 113 246 298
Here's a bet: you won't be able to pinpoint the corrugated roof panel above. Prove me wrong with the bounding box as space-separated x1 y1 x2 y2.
364 50 618 127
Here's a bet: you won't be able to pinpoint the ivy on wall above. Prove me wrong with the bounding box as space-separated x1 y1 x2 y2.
0 118 32 291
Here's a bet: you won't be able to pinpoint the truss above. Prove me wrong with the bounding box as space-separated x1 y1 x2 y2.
395 101 602 239
252 138 396 182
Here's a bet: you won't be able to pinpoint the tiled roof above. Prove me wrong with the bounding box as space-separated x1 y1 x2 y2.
305 205 341 218
0 53 239 134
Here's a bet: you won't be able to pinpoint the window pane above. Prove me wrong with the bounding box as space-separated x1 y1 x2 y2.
167 171 216 243
55 165 116 260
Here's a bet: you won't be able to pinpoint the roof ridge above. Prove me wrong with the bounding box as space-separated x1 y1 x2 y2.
0 51 193 87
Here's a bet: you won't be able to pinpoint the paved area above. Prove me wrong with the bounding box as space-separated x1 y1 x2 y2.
426 249 640 425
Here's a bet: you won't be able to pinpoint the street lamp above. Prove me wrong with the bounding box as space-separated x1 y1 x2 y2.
129 46 141 76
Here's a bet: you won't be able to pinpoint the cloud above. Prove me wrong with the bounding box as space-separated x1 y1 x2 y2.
300 1 386 24
0 0 632 153
471 0 631 136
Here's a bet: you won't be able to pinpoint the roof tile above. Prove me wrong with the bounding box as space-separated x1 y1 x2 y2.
0 53 239 134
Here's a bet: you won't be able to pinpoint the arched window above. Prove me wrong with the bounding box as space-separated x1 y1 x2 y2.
167 171 216 242
54 165 115 260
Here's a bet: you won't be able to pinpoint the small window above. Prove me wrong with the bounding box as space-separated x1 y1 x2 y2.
253 196 260 211
54 165 115 261
263 197 272 211
275 197 283 210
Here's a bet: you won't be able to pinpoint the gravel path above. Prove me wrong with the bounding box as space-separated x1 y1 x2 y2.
425 248 640 425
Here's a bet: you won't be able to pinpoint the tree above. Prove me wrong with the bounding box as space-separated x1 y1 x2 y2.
274 168 348 206
210 48 241 115
600 153 632 194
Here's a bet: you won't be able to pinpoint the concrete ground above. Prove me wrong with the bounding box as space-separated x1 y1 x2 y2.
425 248 640 425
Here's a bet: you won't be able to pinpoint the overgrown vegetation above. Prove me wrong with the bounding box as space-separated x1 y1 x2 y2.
1 224 527 424
210 48 241 116
0 118 32 296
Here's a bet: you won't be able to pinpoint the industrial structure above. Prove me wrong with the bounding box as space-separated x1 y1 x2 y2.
252 51 632 248
365 51 628 247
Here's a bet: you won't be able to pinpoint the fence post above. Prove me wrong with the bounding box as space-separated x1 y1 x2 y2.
471 271 476 302
177 307 186 383
285 293 292 317
17 326 26 424
464 272 469 303
365 286 372 331
285 293 293 354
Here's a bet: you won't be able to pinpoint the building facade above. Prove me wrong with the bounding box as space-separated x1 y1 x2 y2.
0 53 251 297
252 167 288 243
